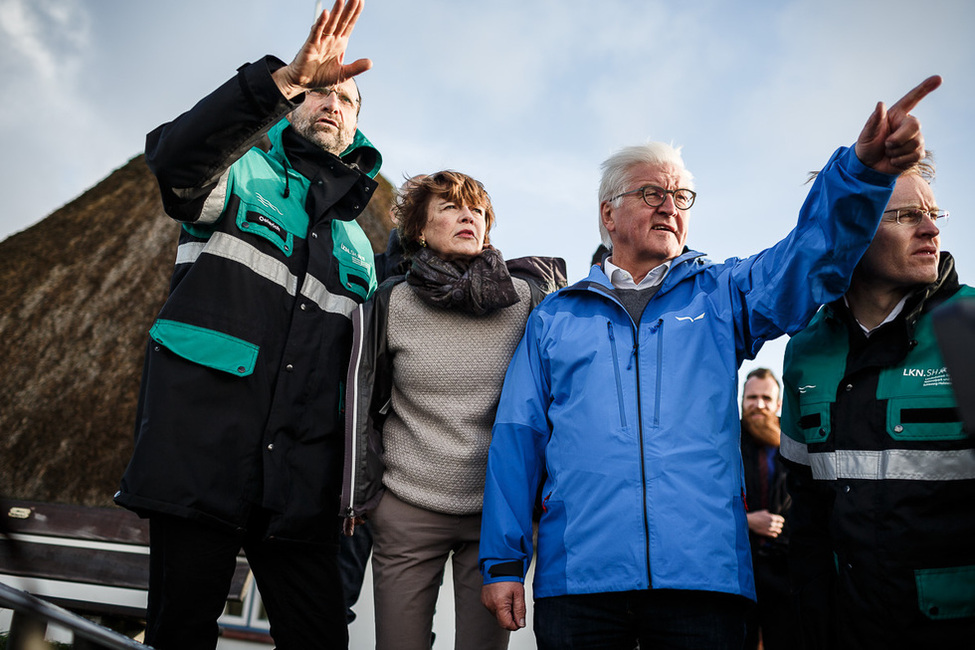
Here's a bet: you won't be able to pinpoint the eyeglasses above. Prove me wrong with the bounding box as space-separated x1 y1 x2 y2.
308 86 359 109
882 208 949 227
612 184 697 210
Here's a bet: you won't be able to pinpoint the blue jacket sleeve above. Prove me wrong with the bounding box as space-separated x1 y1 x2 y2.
479 307 552 584
730 145 896 361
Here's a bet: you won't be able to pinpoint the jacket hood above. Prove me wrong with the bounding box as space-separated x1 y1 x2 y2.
267 118 383 179
343 128 382 179
506 256 568 294
903 250 959 326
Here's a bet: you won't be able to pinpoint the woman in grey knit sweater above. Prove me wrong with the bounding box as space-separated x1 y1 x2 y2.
341 171 565 649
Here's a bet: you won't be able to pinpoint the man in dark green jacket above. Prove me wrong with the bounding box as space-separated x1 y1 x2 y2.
781 156 975 649
115 2 379 648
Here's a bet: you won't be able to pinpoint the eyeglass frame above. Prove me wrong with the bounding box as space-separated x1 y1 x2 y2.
611 184 697 210
881 207 949 227
308 85 361 110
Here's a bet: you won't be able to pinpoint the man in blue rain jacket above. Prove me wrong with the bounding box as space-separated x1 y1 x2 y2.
479 77 941 649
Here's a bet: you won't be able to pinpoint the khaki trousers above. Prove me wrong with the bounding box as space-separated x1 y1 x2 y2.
371 491 510 650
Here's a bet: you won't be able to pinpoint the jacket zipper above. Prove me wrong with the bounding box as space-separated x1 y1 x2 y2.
577 281 659 588
607 321 627 428
632 320 652 588
344 303 367 520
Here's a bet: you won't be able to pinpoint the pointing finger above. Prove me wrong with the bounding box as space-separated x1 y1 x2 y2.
889 75 942 116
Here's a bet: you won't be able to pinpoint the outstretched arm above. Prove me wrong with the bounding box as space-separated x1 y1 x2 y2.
272 0 373 99
855 75 941 174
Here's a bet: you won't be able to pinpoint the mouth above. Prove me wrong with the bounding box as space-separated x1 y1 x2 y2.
456 229 476 239
316 117 339 129
651 224 676 235
913 246 938 257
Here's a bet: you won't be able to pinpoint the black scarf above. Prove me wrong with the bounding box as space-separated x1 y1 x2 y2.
406 247 520 316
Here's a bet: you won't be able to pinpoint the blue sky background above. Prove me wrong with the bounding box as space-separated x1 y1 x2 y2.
2 0 972 390
1 1 972 645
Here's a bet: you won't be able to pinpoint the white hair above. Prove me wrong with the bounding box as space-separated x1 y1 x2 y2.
597 142 694 248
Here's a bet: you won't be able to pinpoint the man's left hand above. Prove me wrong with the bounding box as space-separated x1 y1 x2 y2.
855 75 941 175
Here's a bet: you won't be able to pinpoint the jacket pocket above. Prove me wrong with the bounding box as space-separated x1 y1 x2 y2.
149 319 259 377
796 394 831 444
236 201 295 257
333 220 375 301
887 396 964 441
607 321 627 428
915 565 975 620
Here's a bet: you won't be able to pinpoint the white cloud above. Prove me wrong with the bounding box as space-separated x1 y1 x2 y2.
0 0 89 84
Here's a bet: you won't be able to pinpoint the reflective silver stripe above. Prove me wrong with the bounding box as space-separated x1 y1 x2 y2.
300 273 357 317
779 434 810 467
175 242 206 265
807 448 975 482
173 169 230 225
203 232 299 295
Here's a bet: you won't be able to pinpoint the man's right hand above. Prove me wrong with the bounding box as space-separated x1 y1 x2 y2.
481 581 527 631
272 0 373 100
747 509 785 538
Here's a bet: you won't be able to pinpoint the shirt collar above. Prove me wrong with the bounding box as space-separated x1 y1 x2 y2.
844 294 909 337
603 258 671 291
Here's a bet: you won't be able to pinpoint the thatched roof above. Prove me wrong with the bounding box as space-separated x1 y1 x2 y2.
0 155 394 507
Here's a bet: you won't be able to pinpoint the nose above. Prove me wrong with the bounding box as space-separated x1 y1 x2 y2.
657 193 678 215
321 91 341 112
459 206 474 222
917 214 940 238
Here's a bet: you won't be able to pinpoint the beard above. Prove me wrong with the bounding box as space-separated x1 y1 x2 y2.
289 108 355 156
742 407 781 447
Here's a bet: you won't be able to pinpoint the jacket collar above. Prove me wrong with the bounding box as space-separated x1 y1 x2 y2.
573 248 710 295
266 118 383 179
824 251 960 337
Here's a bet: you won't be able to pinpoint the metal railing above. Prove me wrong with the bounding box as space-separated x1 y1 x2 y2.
0 581 149 650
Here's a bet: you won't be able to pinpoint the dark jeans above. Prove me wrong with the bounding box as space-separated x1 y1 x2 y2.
146 512 347 650
337 520 373 623
534 588 750 650
745 551 800 650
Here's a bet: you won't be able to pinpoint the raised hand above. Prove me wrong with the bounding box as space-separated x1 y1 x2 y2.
273 0 373 99
855 75 942 175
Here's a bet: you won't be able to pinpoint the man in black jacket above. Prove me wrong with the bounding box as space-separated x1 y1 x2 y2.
740 368 799 650
114 2 379 648
781 157 975 648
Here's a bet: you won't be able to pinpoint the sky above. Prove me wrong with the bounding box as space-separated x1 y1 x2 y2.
2 0 973 386
0 1 972 645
